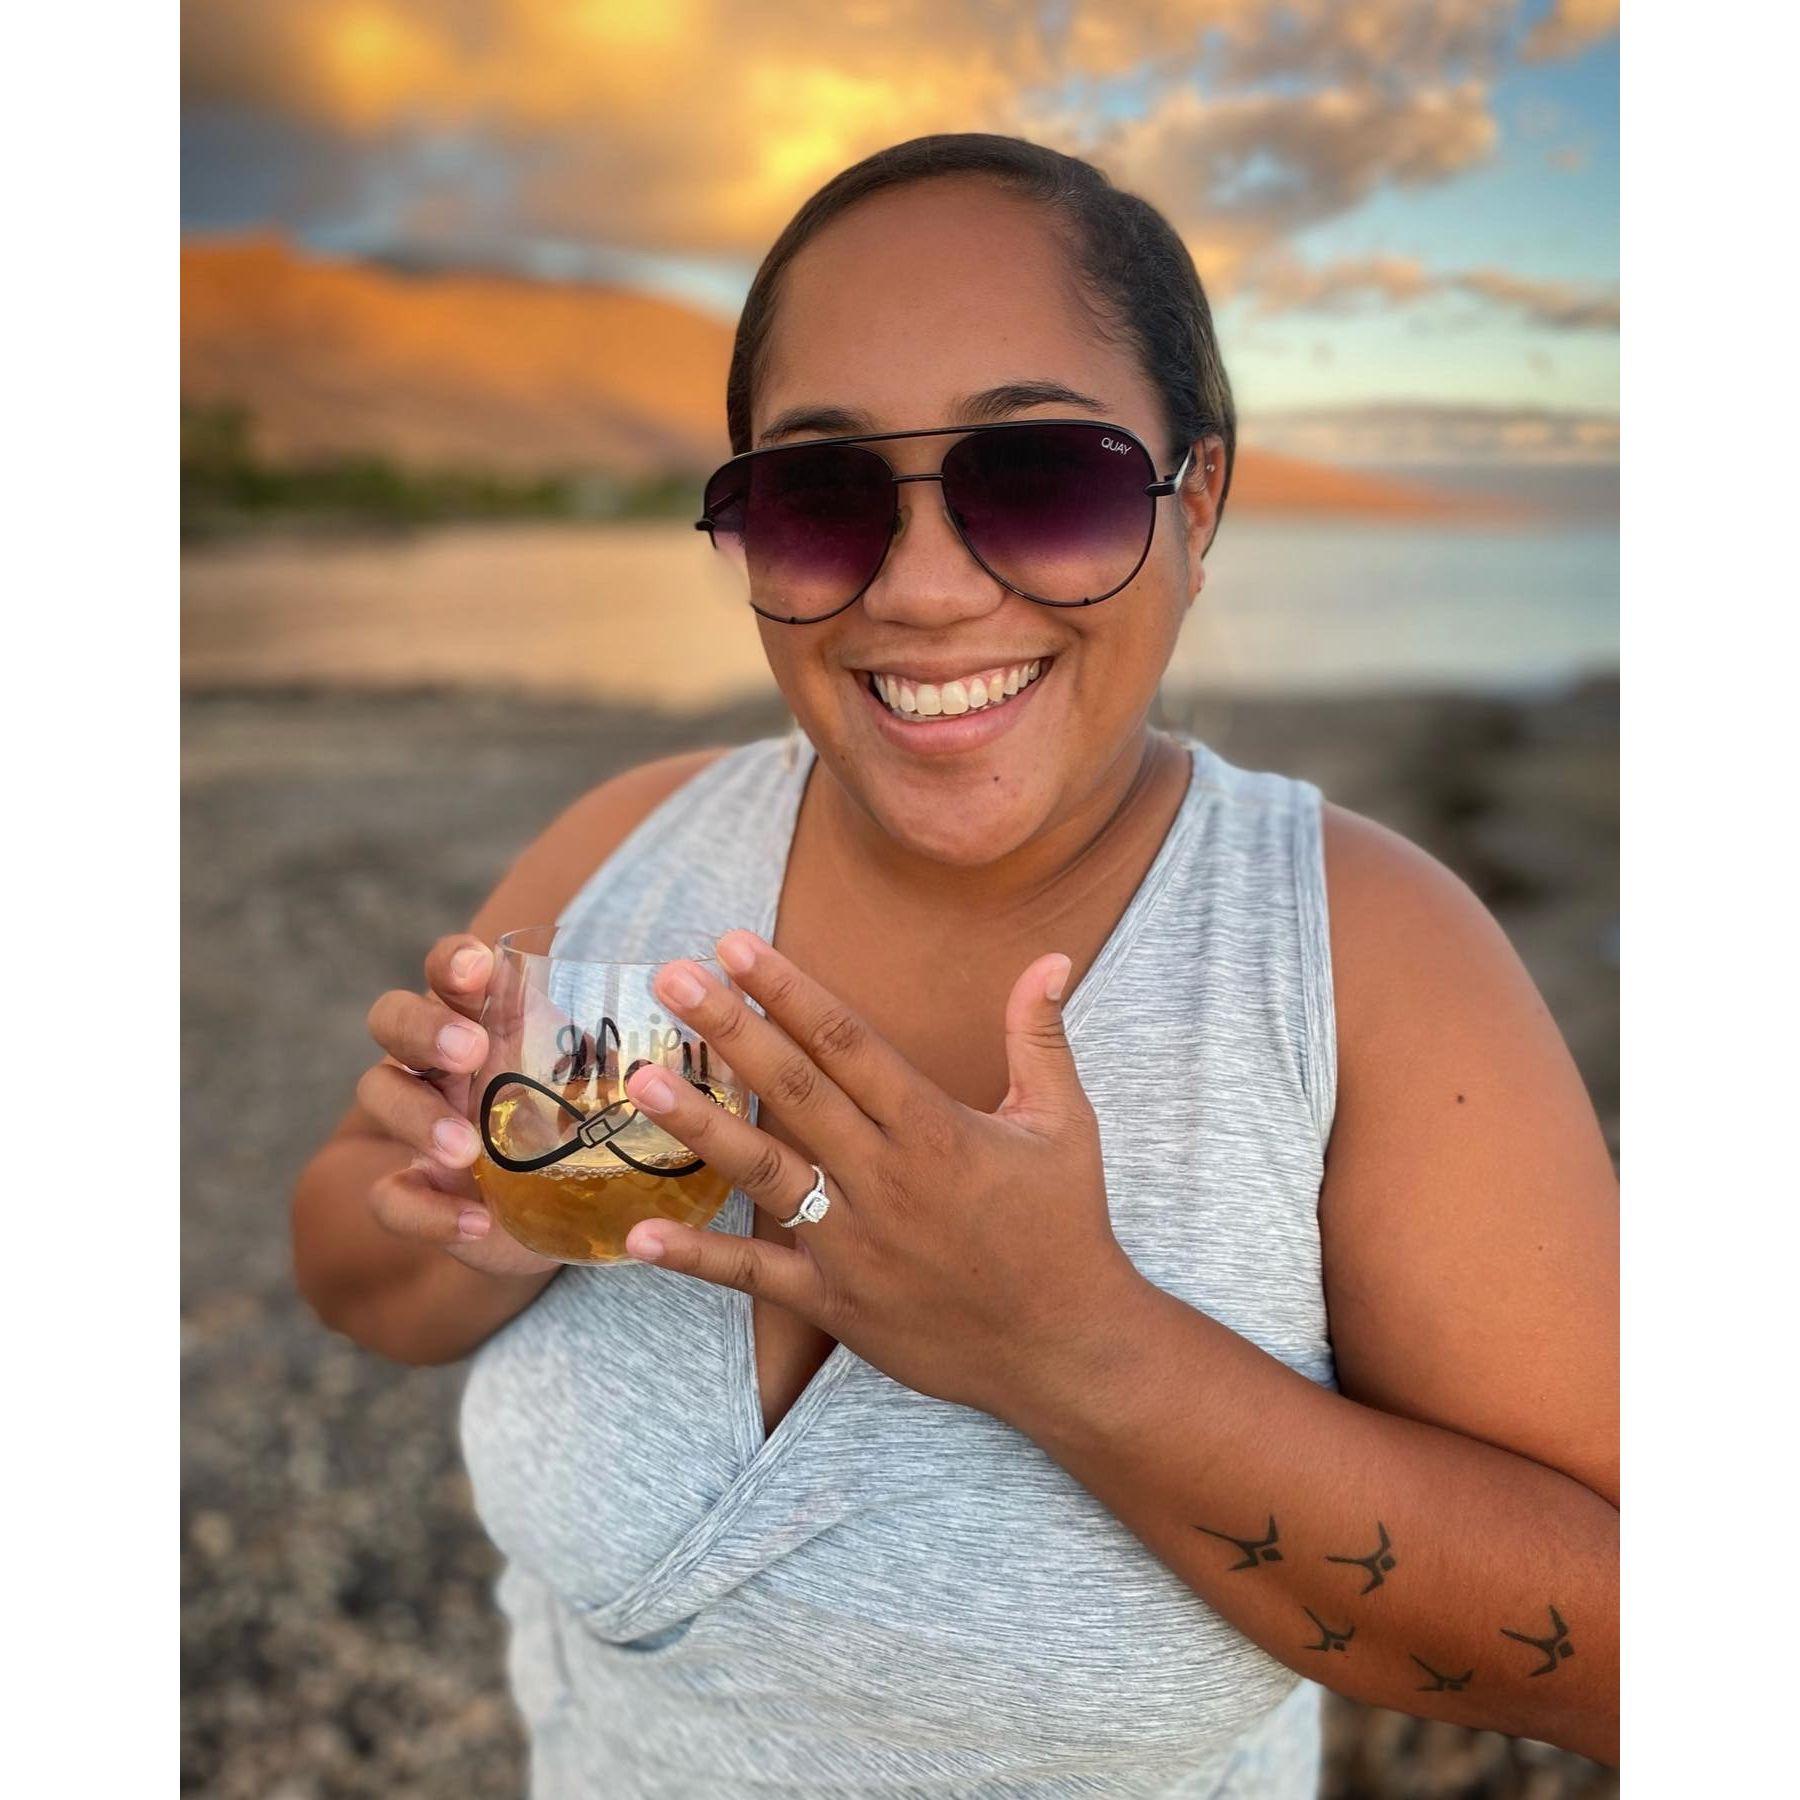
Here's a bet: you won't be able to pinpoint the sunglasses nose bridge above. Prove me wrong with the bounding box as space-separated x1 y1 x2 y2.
860 468 1003 624
889 471 947 533
883 468 968 561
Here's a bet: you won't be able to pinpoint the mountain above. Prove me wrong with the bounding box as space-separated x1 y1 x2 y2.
182 235 1508 517
182 235 734 477
1223 448 1514 518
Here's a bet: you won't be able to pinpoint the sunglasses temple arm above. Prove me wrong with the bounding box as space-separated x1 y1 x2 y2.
1145 443 1197 497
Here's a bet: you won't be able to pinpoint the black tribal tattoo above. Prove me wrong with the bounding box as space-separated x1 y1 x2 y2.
1410 1654 1473 1692
1325 1520 1398 1594
1191 1513 1282 1571
1500 1604 1575 1675
1302 1607 1355 1653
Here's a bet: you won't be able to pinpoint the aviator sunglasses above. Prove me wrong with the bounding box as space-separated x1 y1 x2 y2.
694 418 1204 623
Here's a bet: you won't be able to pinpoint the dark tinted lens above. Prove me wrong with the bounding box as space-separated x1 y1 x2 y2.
943 423 1155 604
702 443 893 621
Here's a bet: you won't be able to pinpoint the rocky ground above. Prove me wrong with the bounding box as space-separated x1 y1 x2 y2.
182 678 1617 1797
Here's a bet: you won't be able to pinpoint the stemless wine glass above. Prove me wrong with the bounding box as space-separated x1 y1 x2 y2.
467 925 752 1266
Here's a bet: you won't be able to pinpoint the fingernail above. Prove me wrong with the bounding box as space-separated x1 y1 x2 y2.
626 1227 664 1261
452 946 489 985
437 1021 482 1062
434 1118 478 1161
716 932 758 975
457 1207 490 1239
631 1069 678 1112
1045 955 1072 1003
658 963 708 1008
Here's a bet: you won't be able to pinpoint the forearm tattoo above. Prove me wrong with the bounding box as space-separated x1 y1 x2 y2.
1324 1520 1397 1594
1500 1604 1575 1675
1191 1513 1282 1570
1190 1503 1574 1698
1301 1607 1355 1652
1409 1654 1473 1692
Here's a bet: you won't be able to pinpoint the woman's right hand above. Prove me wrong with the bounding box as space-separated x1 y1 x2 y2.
358 932 560 1280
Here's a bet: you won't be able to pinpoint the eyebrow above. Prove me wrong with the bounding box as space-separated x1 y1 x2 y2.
754 379 1109 447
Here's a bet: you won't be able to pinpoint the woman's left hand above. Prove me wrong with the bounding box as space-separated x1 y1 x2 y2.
619 928 1145 1420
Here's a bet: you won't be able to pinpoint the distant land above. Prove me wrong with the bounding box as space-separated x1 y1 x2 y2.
182 235 732 479
181 234 1517 520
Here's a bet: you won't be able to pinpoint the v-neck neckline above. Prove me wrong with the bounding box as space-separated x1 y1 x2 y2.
718 725 1211 1470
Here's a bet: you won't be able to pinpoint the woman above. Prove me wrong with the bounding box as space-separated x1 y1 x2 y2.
293 134 1618 1795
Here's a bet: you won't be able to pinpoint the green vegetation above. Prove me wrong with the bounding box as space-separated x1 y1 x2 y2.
181 404 702 540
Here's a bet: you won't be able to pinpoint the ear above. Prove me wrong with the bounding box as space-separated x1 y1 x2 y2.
1178 433 1227 601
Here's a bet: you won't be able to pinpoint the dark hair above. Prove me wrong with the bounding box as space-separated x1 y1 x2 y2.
724 132 1237 541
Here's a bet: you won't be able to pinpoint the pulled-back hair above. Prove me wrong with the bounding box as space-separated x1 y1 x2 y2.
725 132 1237 541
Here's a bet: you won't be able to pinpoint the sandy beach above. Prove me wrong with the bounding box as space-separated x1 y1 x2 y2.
182 678 1617 1797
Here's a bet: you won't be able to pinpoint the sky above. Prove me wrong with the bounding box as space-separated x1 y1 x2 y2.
181 0 1618 462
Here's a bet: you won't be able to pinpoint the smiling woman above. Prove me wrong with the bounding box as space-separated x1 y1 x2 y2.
292 131 1619 1797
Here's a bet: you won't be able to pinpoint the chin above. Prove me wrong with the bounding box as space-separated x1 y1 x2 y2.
866 787 1045 867
807 717 1053 866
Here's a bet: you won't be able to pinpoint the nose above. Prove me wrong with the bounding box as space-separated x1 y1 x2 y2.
857 474 1007 630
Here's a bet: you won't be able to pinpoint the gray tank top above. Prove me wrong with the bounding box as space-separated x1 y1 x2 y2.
459 726 1340 1797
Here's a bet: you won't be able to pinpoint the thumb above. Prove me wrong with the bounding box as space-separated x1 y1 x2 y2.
996 953 1087 1131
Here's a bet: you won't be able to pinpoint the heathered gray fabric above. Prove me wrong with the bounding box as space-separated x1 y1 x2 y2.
459 725 1340 1797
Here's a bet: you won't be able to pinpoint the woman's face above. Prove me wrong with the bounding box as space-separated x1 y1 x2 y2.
751 178 1220 868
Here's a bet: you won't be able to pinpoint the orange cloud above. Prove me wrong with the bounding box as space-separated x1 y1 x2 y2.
1243 251 1618 331
1208 0 1511 84
1454 268 1618 330
181 0 1568 271
1096 79 1498 289
1248 253 1439 313
1521 0 1619 63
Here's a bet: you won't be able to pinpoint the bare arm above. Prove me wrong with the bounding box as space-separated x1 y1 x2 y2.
291 746 731 1365
987 803 1619 1762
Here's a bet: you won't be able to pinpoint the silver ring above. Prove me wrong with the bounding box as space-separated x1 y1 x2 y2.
393 1059 443 1080
778 1163 832 1229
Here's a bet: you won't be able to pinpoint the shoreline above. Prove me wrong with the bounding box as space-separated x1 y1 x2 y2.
180 514 1618 705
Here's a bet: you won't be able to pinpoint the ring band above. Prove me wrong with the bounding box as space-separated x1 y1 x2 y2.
778 1164 832 1229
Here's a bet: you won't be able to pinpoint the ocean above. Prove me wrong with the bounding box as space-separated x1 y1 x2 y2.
181 471 1618 704
1184 511 1617 696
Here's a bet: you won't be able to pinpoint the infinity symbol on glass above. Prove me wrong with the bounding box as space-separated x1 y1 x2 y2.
477 1070 710 1177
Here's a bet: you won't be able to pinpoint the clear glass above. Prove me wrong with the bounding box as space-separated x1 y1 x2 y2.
467 925 752 1265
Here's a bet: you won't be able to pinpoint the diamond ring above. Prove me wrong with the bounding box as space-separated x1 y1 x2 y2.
778 1163 832 1229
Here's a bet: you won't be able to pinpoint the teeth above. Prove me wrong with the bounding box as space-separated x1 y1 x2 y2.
868 660 1047 722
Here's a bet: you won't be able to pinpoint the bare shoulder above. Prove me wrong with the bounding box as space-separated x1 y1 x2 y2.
470 745 734 942
1319 799 1595 1086
1316 801 1618 1505
1320 802 1528 1016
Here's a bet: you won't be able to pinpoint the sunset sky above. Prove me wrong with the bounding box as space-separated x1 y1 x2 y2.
181 0 1618 462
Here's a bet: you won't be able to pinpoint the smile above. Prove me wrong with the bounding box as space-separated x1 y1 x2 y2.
862 659 1049 720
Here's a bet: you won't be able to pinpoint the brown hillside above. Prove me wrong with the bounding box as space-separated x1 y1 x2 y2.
182 235 735 477
181 234 1500 517
1225 447 1512 518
